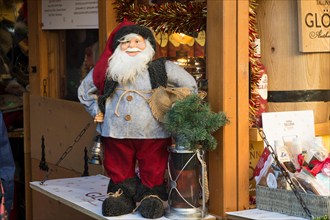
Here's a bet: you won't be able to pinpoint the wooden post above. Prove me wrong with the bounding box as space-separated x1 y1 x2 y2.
207 0 250 217
23 92 32 220
98 0 118 54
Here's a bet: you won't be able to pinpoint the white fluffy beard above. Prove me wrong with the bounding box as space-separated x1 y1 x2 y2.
106 41 155 85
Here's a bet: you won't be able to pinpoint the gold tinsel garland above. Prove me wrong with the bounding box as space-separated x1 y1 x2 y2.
249 0 263 127
114 0 261 127
113 0 207 36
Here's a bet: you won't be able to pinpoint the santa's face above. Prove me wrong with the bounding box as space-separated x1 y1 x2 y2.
106 33 155 85
119 35 146 57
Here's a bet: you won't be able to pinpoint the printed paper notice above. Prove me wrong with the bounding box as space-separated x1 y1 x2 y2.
42 0 98 30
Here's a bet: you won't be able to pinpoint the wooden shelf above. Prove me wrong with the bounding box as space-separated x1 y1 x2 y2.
249 127 263 142
315 121 330 136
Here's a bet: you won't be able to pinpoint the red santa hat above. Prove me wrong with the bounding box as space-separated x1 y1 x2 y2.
92 19 156 94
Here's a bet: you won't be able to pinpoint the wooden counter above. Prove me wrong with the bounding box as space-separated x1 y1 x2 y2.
226 209 309 220
30 175 215 220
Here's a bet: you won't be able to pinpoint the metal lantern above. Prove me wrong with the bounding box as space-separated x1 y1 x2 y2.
165 145 208 219
88 135 103 165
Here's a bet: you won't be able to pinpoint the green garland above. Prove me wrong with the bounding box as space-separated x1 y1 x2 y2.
113 0 207 36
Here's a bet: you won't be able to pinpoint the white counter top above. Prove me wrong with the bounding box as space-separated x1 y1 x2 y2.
30 174 215 220
226 209 309 220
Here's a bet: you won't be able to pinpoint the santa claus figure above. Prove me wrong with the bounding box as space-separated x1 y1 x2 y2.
78 20 197 218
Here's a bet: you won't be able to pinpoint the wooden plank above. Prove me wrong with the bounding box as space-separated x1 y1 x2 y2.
315 121 330 136
207 0 250 214
249 128 263 142
58 31 66 98
207 0 242 216
237 0 250 211
220 0 239 213
207 0 226 216
98 0 117 54
29 95 102 181
26 2 40 218
27 0 41 96
23 92 32 220
32 190 95 220
28 0 65 98
268 103 329 124
47 31 65 98
257 0 330 124
37 1 50 97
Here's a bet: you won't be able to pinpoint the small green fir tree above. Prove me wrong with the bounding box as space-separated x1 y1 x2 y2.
164 94 229 151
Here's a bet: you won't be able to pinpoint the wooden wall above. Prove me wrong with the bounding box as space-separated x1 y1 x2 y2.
257 0 330 124
29 95 101 179
27 1 66 98
27 95 103 220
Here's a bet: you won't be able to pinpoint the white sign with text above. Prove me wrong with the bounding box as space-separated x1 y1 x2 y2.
261 110 315 148
42 0 98 30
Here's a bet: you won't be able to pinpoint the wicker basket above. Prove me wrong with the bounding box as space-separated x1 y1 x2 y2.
256 185 330 218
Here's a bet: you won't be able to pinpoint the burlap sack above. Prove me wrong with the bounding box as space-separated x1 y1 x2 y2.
149 86 192 122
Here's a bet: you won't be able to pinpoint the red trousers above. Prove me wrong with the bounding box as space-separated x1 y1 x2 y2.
103 137 172 188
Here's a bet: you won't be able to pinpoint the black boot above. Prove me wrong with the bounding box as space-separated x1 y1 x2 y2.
102 177 137 216
135 182 168 219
